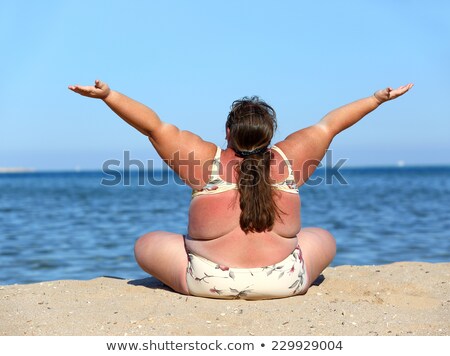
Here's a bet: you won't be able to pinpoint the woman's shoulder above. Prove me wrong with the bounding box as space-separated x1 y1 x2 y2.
273 125 334 185
271 141 296 162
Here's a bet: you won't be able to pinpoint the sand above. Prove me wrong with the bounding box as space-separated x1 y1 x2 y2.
1 262 448 336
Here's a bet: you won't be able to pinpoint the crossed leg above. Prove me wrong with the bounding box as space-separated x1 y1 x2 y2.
134 231 189 295
296 227 337 290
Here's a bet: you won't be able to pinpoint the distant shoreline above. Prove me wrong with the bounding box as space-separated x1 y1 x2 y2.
1 164 449 174
0 167 35 174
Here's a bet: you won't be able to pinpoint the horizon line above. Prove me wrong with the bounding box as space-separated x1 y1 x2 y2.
1 163 450 174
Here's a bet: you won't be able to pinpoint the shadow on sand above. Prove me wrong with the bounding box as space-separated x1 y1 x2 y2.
126 276 173 292
311 274 325 287
122 273 326 294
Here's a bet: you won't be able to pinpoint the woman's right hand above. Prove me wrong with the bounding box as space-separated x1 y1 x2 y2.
373 83 414 104
68 79 111 100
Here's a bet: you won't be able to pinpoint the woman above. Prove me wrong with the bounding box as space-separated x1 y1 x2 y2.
69 80 413 299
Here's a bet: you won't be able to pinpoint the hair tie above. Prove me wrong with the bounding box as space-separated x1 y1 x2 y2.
234 146 268 158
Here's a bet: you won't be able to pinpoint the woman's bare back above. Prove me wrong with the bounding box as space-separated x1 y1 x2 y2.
185 146 301 268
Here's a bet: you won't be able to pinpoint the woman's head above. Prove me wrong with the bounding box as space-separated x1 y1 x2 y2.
226 96 277 156
226 96 283 234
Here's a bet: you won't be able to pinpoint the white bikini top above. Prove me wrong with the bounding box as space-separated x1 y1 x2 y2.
192 145 298 198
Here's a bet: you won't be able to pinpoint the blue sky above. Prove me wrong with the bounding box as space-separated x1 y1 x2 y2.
1 0 449 170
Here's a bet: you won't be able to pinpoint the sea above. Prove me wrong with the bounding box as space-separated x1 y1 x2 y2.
1 166 449 285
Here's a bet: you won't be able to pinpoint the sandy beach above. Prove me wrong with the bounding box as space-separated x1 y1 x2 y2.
1 262 448 336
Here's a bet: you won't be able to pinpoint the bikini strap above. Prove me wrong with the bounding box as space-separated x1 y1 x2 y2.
209 146 222 178
271 145 294 175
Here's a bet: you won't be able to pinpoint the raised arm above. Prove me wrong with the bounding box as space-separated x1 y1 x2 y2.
69 80 165 136
319 83 414 137
275 84 414 186
69 80 216 189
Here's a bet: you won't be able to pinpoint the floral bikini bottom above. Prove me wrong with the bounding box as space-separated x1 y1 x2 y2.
186 245 309 300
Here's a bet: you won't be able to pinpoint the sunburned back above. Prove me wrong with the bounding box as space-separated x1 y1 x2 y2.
185 146 301 268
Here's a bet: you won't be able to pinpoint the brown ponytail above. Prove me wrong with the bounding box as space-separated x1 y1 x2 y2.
226 96 282 234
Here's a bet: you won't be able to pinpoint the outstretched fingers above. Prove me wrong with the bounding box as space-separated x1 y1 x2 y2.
68 79 110 99
374 83 413 103
390 83 414 98
67 84 80 91
68 84 95 96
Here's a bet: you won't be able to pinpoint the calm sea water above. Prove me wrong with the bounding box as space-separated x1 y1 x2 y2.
1 167 449 285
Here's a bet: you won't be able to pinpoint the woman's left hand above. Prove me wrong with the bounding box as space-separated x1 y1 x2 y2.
68 79 111 100
374 83 414 104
